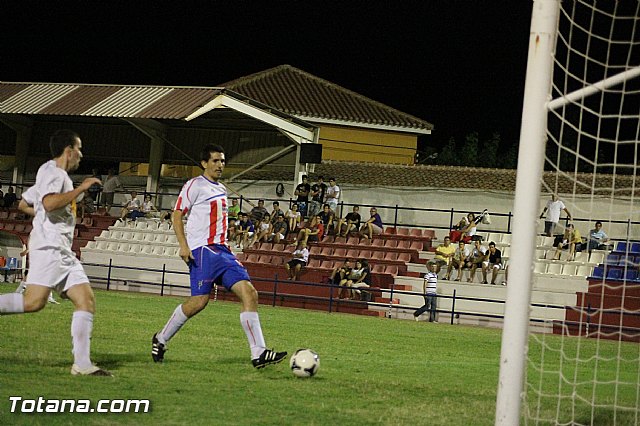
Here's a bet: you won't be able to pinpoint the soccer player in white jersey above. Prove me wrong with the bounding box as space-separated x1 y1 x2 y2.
0 130 111 376
151 144 286 368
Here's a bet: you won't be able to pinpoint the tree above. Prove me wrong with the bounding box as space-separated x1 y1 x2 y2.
459 132 479 167
478 132 501 168
437 137 458 166
500 143 519 169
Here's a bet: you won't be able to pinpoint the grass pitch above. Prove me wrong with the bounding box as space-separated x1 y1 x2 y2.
0 285 637 425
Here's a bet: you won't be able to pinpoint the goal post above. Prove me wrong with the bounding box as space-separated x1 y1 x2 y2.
496 1 640 424
495 1 561 424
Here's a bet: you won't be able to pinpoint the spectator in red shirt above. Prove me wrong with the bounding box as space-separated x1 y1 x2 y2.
296 213 324 246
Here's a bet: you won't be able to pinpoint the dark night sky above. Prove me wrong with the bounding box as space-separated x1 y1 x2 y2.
0 1 532 152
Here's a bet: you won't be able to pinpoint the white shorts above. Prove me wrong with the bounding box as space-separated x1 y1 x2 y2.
25 248 89 296
482 261 502 270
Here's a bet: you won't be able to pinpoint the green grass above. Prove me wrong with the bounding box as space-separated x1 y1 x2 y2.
0 285 637 425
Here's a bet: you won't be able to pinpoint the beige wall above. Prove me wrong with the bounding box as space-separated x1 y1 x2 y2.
318 125 417 165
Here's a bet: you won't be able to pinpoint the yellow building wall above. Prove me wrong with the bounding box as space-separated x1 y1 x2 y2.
318 125 417 165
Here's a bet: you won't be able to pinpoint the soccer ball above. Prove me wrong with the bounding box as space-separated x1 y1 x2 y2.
289 349 320 378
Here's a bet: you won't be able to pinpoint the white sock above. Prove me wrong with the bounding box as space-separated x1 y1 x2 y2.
16 281 27 294
158 304 188 345
240 311 266 359
71 311 94 369
0 293 25 314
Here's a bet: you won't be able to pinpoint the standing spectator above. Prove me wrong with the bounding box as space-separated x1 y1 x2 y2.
553 223 582 261
337 205 361 237
468 240 489 283
270 213 289 244
233 212 254 249
325 177 341 212
308 176 327 218
296 213 324 246
413 263 438 323
446 240 471 281
540 194 572 237
120 191 143 221
3 186 18 209
428 236 455 274
102 169 123 212
294 175 310 218
249 199 269 223
87 168 102 206
482 242 503 284
359 207 383 239
270 201 284 225
285 243 308 281
285 203 301 236
587 221 610 252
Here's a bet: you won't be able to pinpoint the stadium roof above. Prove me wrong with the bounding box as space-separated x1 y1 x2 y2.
0 82 316 141
220 65 434 134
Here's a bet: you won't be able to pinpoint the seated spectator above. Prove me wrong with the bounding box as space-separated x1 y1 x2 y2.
270 201 284 225
3 186 17 209
587 221 609 252
285 203 301 236
251 214 272 245
482 242 503 284
285 243 308 281
249 199 269 223
142 194 158 218
339 259 367 300
350 259 372 301
77 191 95 217
359 207 383 239
318 204 336 236
120 191 143 221
337 205 361 237
451 212 478 243
0 185 4 206
446 240 471 281
233 212 254 249
227 198 241 238
296 214 324 246
428 236 455 274
553 223 582 261
467 240 489 283
270 213 289 244
331 259 352 289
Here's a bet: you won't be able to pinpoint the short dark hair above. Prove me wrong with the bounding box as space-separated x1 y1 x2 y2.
50 130 80 158
302 175 308 180
489 242 496 247
200 144 225 163
273 201 279 206
595 220 603 226
318 175 324 180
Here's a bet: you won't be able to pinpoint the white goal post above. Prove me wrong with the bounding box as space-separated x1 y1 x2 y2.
496 0 640 424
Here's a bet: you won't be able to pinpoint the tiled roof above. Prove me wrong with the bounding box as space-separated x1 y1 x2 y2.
0 82 222 119
232 161 639 196
220 65 433 133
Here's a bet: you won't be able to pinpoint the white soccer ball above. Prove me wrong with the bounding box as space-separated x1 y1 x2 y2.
289 349 320 378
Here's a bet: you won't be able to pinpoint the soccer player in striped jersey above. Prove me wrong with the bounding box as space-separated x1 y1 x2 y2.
151 144 286 368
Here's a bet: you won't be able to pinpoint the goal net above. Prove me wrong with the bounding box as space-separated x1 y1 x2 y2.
497 1 640 425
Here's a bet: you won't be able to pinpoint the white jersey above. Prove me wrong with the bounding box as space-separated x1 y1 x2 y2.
175 175 228 250
28 160 77 252
545 199 565 223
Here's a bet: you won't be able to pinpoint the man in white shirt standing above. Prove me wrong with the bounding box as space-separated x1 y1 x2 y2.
540 194 572 237
325 177 341 212
0 130 111 376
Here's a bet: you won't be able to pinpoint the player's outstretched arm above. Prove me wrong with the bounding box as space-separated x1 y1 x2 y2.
43 177 101 212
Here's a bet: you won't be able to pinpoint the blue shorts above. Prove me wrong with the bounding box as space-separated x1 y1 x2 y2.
189 245 250 296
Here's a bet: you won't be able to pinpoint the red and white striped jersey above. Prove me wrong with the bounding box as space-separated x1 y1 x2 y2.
175 175 228 250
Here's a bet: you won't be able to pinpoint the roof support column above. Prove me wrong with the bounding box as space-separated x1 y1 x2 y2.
0 116 33 195
124 118 166 202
